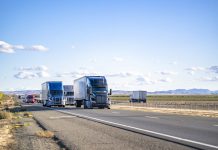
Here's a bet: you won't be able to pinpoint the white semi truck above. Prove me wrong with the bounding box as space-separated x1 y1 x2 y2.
41 81 65 107
130 91 147 103
63 85 74 105
74 76 111 109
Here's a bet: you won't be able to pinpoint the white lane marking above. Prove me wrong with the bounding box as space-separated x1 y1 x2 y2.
49 116 76 119
112 111 120 114
145 116 159 119
56 109 218 149
213 124 218 127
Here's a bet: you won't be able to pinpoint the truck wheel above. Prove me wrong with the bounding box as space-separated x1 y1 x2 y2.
76 102 81 108
84 103 87 109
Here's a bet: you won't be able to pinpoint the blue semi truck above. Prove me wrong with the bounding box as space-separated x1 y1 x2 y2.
41 81 65 107
74 76 111 109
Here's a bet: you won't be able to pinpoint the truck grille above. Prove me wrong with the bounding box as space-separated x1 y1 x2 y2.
54 98 61 104
96 95 106 104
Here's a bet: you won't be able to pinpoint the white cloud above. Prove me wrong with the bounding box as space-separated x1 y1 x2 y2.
169 61 178 65
56 70 99 78
208 66 218 74
0 40 48 53
106 72 132 78
159 78 173 83
113 57 124 62
14 71 38 79
188 71 195 75
185 67 205 72
136 76 157 85
185 66 206 75
106 71 143 78
31 45 48 51
14 45 25 50
14 65 50 79
185 65 218 75
37 71 50 78
200 76 218 82
160 71 177 75
136 76 173 85
36 65 48 71
18 65 48 71
0 41 15 53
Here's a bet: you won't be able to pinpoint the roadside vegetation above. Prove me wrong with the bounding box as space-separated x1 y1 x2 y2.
0 92 15 149
36 130 54 138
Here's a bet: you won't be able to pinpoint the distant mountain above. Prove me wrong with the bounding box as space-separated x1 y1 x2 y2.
1 88 218 95
2 90 41 95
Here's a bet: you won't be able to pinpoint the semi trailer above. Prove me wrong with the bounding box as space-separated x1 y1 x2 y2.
63 85 75 105
41 81 65 107
74 76 111 109
130 91 147 103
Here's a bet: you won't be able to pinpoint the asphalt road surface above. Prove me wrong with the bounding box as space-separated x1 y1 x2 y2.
24 104 218 150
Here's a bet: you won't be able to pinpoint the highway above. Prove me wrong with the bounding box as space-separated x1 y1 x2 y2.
25 104 218 150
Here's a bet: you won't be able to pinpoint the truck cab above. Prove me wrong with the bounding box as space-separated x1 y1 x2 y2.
42 81 65 107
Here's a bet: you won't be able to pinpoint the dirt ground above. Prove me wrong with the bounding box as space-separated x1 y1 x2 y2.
0 120 13 150
0 109 64 150
10 115 63 150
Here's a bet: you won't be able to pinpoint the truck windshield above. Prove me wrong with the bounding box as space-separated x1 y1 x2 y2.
27 95 33 99
65 92 74 96
89 78 107 87
50 90 63 96
92 87 107 92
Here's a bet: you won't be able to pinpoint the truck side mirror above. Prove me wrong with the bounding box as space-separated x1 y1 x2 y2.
109 89 112 95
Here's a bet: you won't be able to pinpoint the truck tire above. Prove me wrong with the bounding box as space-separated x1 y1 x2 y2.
84 103 87 109
76 101 81 108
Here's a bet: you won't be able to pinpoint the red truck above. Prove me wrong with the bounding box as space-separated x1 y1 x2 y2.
26 94 36 103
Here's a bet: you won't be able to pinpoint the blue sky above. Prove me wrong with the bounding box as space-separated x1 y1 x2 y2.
0 0 218 91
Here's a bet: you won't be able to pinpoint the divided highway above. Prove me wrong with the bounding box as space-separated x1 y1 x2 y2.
25 104 218 150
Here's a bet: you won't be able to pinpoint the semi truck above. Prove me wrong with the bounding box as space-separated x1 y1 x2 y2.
26 94 36 103
130 91 147 103
63 85 75 105
74 76 111 109
41 81 65 107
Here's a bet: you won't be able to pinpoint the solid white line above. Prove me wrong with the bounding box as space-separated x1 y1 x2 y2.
49 116 76 119
213 124 218 127
112 111 120 114
145 116 159 119
56 109 218 149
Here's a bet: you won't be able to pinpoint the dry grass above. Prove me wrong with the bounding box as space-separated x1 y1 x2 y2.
23 112 33 118
110 95 218 101
0 119 14 149
0 111 12 120
36 130 54 138
112 105 218 118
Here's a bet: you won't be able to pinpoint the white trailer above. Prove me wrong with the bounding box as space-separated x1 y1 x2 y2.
64 85 74 105
130 91 147 103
